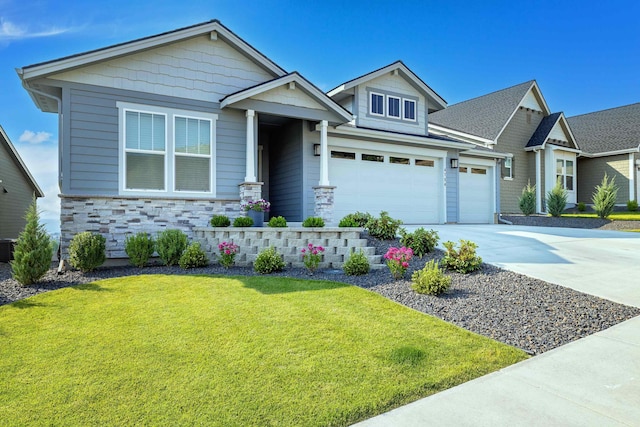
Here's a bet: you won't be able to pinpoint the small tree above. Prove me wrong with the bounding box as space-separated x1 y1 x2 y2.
518 181 536 216
592 173 618 219
546 178 567 217
11 197 53 286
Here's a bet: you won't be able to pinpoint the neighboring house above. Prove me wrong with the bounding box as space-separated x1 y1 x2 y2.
429 81 581 213
568 103 640 205
18 20 505 258
0 125 45 239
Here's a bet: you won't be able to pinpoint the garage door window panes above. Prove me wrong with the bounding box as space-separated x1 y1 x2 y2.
459 167 468 173
471 168 487 175
390 157 410 165
331 151 355 160
415 159 434 167
362 154 384 162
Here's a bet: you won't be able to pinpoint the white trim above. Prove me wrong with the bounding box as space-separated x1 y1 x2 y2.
331 125 475 151
117 101 217 198
629 153 635 202
579 146 640 158
369 91 385 117
387 95 401 118
504 157 513 179
494 82 551 143
402 98 417 122
535 149 542 213
428 123 495 145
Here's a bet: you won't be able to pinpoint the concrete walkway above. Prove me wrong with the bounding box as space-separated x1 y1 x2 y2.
355 224 640 426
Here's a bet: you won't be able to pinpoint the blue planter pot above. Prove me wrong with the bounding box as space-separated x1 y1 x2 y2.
247 210 265 227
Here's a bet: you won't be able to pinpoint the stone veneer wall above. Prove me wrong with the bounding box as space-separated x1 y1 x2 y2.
193 227 383 269
60 195 242 258
313 186 336 224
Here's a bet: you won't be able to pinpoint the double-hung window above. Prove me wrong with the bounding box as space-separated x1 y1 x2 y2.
556 159 574 191
119 102 217 196
504 157 513 179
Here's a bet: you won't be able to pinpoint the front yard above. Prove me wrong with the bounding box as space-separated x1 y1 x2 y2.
0 275 527 426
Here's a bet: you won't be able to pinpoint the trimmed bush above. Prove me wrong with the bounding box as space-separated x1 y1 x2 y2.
233 216 254 227
156 229 188 266
577 202 587 212
124 233 155 268
628 200 639 212
399 227 439 258
268 216 287 227
210 215 231 227
339 212 372 228
343 250 370 276
68 232 106 273
179 242 209 269
518 181 536 216
366 211 402 240
411 260 451 296
10 198 53 286
592 173 618 219
254 247 285 274
546 178 568 217
302 217 325 227
442 240 482 274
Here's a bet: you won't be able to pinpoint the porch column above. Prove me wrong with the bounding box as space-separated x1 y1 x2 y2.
319 120 330 186
535 149 542 213
245 109 257 182
629 153 635 202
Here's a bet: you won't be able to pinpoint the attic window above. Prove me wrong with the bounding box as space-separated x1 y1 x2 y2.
370 93 384 116
404 99 416 121
387 96 401 118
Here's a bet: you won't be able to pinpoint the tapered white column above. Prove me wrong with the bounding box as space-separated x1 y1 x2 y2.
245 109 257 182
535 149 542 213
319 120 329 186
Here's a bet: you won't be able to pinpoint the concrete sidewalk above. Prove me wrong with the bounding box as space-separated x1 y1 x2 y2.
355 225 640 426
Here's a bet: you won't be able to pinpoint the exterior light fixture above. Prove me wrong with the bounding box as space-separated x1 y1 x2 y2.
313 144 321 156
450 158 459 168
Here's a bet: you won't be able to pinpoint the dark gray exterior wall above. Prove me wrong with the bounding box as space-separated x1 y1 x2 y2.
0 141 38 238
56 80 246 198
269 121 303 221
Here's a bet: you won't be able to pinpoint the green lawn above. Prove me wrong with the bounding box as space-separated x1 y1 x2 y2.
562 211 640 220
0 275 527 426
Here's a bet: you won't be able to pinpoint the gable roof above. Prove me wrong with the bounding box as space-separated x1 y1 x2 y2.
0 126 44 197
567 103 640 156
327 60 447 111
429 80 551 142
220 72 353 125
526 112 579 150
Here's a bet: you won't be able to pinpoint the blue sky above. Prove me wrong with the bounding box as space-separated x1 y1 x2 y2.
1 0 639 233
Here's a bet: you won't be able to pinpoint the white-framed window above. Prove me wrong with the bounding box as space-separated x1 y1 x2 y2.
370 92 384 116
118 102 217 197
556 159 574 191
403 99 416 121
387 96 401 118
504 157 513 179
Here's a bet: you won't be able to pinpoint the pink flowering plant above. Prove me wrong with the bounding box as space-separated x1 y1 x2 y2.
217 241 239 268
384 246 413 279
241 199 271 212
301 242 325 273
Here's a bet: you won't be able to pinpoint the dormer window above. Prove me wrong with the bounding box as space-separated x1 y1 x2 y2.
370 92 384 116
367 88 418 123
404 99 416 121
388 96 401 118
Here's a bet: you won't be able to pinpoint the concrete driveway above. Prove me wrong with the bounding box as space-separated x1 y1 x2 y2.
355 224 640 426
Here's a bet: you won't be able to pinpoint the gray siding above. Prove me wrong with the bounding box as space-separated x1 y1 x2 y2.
269 121 303 220
58 80 245 198
497 108 544 213
577 154 631 203
302 121 320 218
446 150 460 222
0 142 37 238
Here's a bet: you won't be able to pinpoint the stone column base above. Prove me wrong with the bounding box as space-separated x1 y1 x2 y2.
313 185 336 224
238 182 264 211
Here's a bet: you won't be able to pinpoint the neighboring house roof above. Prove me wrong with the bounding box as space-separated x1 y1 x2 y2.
429 80 550 142
0 125 44 197
327 60 447 112
18 20 287 112
526 112 579 151
220 72 353 125
567 103 640 156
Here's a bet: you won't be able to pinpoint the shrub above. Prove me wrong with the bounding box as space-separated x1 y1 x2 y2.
343 250 370 276
302 217 325 227
124 233 155 268
592 173 618 219
68 232 106 273
268 216 287 227
411 260 451 296
217 241 239 268
546 178 568 217
399 227 439 258
518 181 536 216
366 211 403 240
156 229 188 266
254 247 285 274
233 216 254 227
384 246 413 280
628 200 639 212
577 202 587 212
210 215 231 227
179 242 209 269
442 240 482 274
10 198 53 286
301 243 325 274
339 212 372 228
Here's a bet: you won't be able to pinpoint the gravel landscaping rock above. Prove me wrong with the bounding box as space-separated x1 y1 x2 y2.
502 214 640 231
2 236 638 356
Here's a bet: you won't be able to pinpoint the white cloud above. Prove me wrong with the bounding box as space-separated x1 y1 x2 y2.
0 18 71 41
19 130 52 144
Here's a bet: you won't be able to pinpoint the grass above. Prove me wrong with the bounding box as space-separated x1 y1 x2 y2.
562 211 640 220
0 275 528 426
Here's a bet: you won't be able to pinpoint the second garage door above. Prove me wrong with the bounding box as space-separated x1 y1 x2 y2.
459 164 493 223
330 148 442 223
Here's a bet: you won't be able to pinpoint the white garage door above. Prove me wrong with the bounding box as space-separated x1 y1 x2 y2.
459 164 493 223
330 149 442 223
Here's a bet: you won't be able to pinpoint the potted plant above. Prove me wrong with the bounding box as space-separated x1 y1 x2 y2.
241 199 270 227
